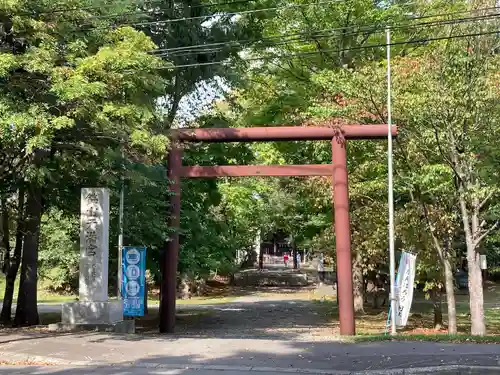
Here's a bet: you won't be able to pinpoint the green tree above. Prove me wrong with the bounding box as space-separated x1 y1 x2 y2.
0 0 166 325
140 0 266 124
394 39 500 335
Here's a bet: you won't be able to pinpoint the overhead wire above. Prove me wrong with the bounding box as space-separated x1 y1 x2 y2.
16 0 456 37
86 0 354 22
76 0 352 29
7 1 500 70
15 0 491 34
162 28 500 69
17 0 259 16
149 5 500 55
23 0 354 27
154 9 500 59
166 13 500 57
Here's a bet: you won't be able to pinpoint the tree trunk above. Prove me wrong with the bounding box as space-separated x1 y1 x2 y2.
177 273 191 300
458 193 486 336
14 185 41 326
352 251 365 313
144 282 148 315
168 96 181 125
443 256 457 334
463 207 486 335
467 251 485 335
0 194 10 266
421 195 458 335
432 288 443 330
167 74 183 125
0 186 25 324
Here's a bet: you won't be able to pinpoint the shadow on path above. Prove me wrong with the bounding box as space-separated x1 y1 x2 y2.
1 338 500 374
1 294 500 374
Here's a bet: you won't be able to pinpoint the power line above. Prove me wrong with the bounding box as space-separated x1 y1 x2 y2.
149 5 500 55
162 12 500 58
62 1 490 35
152 20 383 54
162 28 500 69
19 0 418 36
65 0 266 23
10 2 500 61
28 0 352 27
18 0 259 16
154 11 500 59
76 0 351 29
16 0 493 37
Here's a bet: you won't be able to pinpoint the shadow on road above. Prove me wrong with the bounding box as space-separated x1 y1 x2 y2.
1 338 499 374
1 294 500 374
0 297 335 344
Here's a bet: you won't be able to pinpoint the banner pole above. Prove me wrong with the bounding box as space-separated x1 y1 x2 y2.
386 26 397 336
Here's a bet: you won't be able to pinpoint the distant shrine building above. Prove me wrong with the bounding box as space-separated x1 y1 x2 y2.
260 231 292 256
257 230 295 265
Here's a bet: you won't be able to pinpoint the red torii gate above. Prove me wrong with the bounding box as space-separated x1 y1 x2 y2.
160 124 397 336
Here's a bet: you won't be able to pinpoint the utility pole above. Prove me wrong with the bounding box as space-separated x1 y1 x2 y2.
117 149 125 300
386 27 397 336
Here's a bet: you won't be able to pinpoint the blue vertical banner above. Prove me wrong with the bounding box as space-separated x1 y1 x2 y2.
121 246 146 317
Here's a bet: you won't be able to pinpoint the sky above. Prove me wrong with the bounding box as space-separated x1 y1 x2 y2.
175 76 230 125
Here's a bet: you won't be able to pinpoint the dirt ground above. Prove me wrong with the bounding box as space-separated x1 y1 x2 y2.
3 276 500 339
135 286 340 341
134 282 500 338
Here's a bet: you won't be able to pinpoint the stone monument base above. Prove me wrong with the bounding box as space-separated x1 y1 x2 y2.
48 320 135 334
61 300 123 325
53 301 132 333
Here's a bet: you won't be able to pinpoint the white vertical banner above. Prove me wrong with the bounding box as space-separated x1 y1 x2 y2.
395 252 417 327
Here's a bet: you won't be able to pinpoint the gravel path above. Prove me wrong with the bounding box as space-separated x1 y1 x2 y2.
137 287 338 341
2 288 500 373
179 298 335 340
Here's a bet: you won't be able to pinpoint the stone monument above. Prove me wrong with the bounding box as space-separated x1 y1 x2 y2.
52 188 129 332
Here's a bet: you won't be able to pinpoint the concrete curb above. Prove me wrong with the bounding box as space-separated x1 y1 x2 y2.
1 352 500 374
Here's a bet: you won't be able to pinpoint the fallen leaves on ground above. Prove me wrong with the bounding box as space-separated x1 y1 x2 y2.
0 360 55 366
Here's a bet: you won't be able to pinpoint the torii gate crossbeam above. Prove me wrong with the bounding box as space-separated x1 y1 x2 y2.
160 125 397 336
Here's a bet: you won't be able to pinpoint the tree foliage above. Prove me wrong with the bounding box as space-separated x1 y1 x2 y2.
1 0 500 336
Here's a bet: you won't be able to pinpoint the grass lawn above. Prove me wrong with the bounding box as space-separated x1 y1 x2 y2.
351 333 500 344
0 276 76 304
313 282 500 341
3 272 500 343
176 296 237 305
0 275 238 305
349 304 500 334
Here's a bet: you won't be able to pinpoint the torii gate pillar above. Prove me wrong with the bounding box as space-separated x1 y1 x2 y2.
332 134 355 335
159 144 181 334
